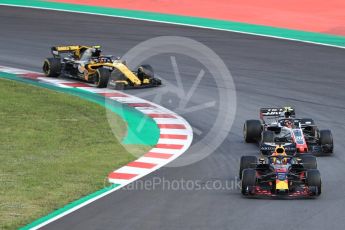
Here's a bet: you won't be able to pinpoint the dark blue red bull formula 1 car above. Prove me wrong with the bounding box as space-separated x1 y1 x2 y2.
239 146 321 198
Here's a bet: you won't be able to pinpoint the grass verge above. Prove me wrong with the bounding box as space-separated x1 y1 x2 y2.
0 78 150 229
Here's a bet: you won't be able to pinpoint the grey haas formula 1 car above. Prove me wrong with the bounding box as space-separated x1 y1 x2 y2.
42 45 161 89
243 107 333 155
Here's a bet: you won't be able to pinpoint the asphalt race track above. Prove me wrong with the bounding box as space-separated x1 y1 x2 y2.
1 6 345 230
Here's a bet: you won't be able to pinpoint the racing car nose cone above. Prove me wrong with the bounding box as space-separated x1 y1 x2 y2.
276 180 289 190
298 147 308 153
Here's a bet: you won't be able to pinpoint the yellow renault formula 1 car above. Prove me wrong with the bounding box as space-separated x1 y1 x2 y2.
42 45 162 89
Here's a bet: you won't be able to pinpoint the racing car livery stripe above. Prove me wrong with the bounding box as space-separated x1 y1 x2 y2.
0 65 193 230
1 0 345 48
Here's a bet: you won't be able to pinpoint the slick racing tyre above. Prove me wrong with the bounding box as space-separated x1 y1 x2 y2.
95 67 110 88
151 77 162 86
306 169 321 195
300 155 317 169
241 169 256 195
243 120 262 143
319 130 333 154
239 156 257 178
43 58 61 77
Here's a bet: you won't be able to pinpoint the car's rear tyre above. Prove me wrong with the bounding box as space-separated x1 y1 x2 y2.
241 169 256 195
243 120 262 143
306 169 321 195
43 58 61 77
95 68 110 88
300 155 317 169
262 130 275 143
239 156 257 178
319 130 333 154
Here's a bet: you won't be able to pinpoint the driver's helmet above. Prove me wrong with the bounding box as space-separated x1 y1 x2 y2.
283 107 294 118
80 48 101 61
92 48 101 57
284 111 291 118
272 145 288 164
283 119 293 128
80 48 93 61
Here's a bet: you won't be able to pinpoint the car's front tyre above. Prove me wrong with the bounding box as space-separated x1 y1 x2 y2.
300 155 317 169
239 156 257 178
306 169 321 196
319 130 333 155
241 169 256 195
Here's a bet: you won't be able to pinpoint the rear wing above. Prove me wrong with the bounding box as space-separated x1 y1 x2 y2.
51 45 101 57
260 107 295 120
